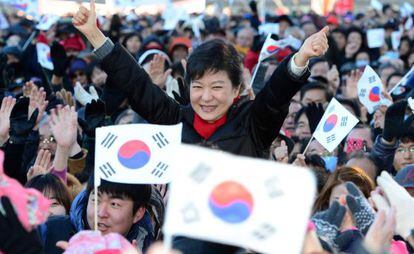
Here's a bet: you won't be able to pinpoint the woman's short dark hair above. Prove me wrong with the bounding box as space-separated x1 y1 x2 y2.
86 176 152 215
26 174 72 214
122 33 142 48
187 39 243 88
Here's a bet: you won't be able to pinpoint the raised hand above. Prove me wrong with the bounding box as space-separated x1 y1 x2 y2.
72 0 97 36
327 65 340 93
293 153 307 167
27 82 48 129
343 69 362 99
72 0 105 49
56 88 75 107
311 201 346 250
345 182 375 235
79 99 109 137
9 98 38 144
148 54 172 89
50 41 69 77
295 26 329 66
273 140 288 163
0 96 16 144
74 83 99 106
26 149 52 181
49 106 78 149
364 209 396 254
376 171 414 239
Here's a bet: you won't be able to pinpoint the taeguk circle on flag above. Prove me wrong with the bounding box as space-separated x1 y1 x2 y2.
208 181 254 224
323 114 338 132
368 86 381 102
117 140 151 169
266 45 279 54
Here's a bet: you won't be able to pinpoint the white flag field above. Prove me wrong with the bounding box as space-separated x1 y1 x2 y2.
36 43 54 70
358 65 392 114
259 34 302 61
94 123 182 185
36 14 60 31
164 145 316 254
313 98 359 153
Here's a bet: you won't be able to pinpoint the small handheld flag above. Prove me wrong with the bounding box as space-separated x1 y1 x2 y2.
94 123 182 186
358 65 391 113
259 34 301 62
36 43 54 70
313 98 359 153
36 14 60 31
164 144 316 254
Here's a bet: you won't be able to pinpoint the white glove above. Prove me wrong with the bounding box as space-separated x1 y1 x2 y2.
377 171 414 239
74 82 99 106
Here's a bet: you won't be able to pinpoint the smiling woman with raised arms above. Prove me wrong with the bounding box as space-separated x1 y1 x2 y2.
72 1 329 253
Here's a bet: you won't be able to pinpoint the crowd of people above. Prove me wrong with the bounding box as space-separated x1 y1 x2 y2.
0 0 414 253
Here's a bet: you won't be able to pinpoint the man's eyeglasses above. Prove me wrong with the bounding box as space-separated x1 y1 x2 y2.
396 147 414 154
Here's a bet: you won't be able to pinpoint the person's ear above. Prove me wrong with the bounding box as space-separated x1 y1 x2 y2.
132 206 146 224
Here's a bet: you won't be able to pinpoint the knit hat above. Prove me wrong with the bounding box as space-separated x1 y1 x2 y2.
3 45 22 59
168 37 191 55
61 34 86 52
69 58 88 75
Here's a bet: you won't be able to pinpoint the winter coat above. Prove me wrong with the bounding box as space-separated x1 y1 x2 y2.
98 42 310 159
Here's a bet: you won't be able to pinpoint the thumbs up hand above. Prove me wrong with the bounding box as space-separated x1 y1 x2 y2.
72 0 106 49
295 26 329 67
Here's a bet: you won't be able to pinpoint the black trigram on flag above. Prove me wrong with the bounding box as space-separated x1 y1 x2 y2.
327 134 336 143
151 162 168 178
152 132 169 148
359 88 367 97
340 116 348 127
181 203 200 223
265 177 284 198
252 223 277 240
101 132 118 149
99 162 116 178
368 76 376 84
189 163 212 183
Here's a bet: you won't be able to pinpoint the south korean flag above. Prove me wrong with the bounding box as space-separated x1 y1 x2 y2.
95 123 182 186
313 98 359 153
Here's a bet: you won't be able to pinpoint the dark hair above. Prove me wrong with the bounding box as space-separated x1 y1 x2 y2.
309 57 329 69
122 33 142 48
336 98 361 118
300 82 333 102
386 72 403 87
305 154 328 193
86 177 152 215
187 39 243 88
172 61 185 79
25 174 72 214
348 151 378 168
331 28 346 36
401 135 414 144
313 166 375 213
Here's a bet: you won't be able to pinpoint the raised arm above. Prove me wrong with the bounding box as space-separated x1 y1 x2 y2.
249 27 329 150
72 0 180 124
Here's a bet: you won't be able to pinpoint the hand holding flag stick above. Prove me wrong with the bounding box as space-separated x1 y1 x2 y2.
302 98 359 155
